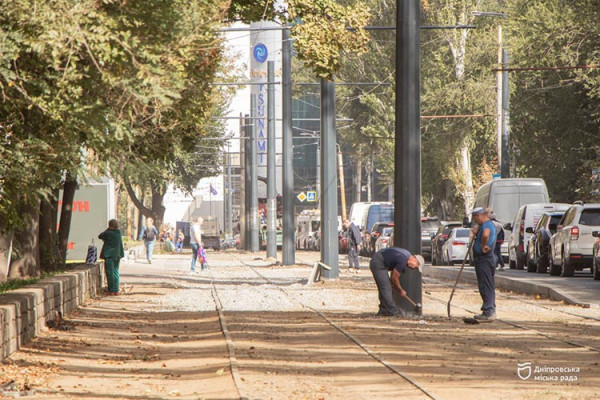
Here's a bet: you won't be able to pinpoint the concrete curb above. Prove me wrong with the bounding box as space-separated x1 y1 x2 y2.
422 265 591 308
0 263 104 362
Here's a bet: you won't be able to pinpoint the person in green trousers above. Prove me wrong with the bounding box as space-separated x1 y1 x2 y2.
98 219 125 295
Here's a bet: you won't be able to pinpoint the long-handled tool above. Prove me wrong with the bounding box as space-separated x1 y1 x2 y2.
447 238 475 318
403 294 422 314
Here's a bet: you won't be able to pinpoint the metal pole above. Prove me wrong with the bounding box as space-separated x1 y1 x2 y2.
496 25 503 172
243 113 251 250
267 61 277 259
394 0 422 315
250 95 259 252
355 158 362 203
337 149 347 221
282 26 295 265
226 150 233 238
501 48 511 178
320 78 339 278
316 145 320 200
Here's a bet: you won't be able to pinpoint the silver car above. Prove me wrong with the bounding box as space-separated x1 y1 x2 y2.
375 227 394 252
549 203 600 276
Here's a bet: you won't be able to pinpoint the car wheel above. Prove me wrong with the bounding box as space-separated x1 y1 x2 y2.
593 257 600 280
537 252 549 274
516 254 525 270
560 255 575 277
509 259 516 269
526 253 537 273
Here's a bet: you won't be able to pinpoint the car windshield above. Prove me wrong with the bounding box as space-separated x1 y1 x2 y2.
455 229 470 238
422 220 440 231
549 215 563 226
579 209 600 226
382 227 393 236
366 205 394 231
311 221 321 231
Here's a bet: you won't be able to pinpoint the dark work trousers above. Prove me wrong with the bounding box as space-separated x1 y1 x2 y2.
104 257 121 294
474 254 497 316
369 252 398 315
495 243 504 267
348 246 360 270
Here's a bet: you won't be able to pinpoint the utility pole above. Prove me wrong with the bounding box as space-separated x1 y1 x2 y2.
501 48 511 178
266 61 277 259
338 149 347 221
250 96 259 253
243 113 251 250
282 26 295 265
226 146 233 238
316 145 320 200
320 78 339 278
355 159 362 204
394 0 422 315
496 25 503 174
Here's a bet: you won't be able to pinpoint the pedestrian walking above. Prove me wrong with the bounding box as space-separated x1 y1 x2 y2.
471 207 498 321
175 229 184 253
488 209 505 270
138 218 158 264
98 219 125 296
190 217 203 273
369 247 424 316
343 219 362 273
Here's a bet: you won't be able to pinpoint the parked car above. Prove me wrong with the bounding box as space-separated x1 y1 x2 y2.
472 178 549 260
359 203 394 255
431 221 462 265
296 209 320 250
367 222 394 256
441 228 471 265
549 203 600 276
592 231 600 280
525 211 566 273
421 217 442 260
375 227 394 252
506 203 570 270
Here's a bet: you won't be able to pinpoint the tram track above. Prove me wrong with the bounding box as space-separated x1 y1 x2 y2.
204 255 599 399
209 257 441 400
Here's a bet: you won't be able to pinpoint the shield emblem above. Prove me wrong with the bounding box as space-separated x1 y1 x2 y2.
517 362 532 380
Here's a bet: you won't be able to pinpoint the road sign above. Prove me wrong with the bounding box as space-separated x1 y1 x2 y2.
297 192 307 202
307 191 317 202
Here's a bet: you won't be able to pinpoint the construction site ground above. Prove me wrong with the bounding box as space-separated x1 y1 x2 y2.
2 250 599 400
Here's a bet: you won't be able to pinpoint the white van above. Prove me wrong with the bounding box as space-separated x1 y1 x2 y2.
506 203 570 269
348 202 391 231
472 178 550 260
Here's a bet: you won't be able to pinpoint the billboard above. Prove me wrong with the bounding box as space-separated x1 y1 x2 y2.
58 179 115 261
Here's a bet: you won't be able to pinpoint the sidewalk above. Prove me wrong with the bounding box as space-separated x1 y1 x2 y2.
423 264 600 308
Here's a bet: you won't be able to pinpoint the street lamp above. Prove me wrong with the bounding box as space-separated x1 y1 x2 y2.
472 11 508 177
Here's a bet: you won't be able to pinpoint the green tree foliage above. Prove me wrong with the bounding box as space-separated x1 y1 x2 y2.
0 0 233 275
505 0 600 202
288 0 371 79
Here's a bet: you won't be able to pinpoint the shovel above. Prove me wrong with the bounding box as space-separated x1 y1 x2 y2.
447 238 475 318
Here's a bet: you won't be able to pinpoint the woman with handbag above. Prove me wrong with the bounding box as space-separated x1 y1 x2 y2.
99 219 125 295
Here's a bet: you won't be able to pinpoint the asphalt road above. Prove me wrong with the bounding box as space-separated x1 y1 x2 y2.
426 263 600 307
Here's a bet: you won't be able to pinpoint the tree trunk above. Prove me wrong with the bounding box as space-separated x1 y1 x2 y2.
354 157 362 204
0 231 14 282
58 173 77 263
460 141 475 216
39 198 61 272
124 179 166 232
9 199 41 279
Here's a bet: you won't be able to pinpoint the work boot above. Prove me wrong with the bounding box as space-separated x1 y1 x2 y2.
474 313 496 321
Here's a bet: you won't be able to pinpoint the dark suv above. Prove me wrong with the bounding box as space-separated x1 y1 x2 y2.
421 217 442 260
